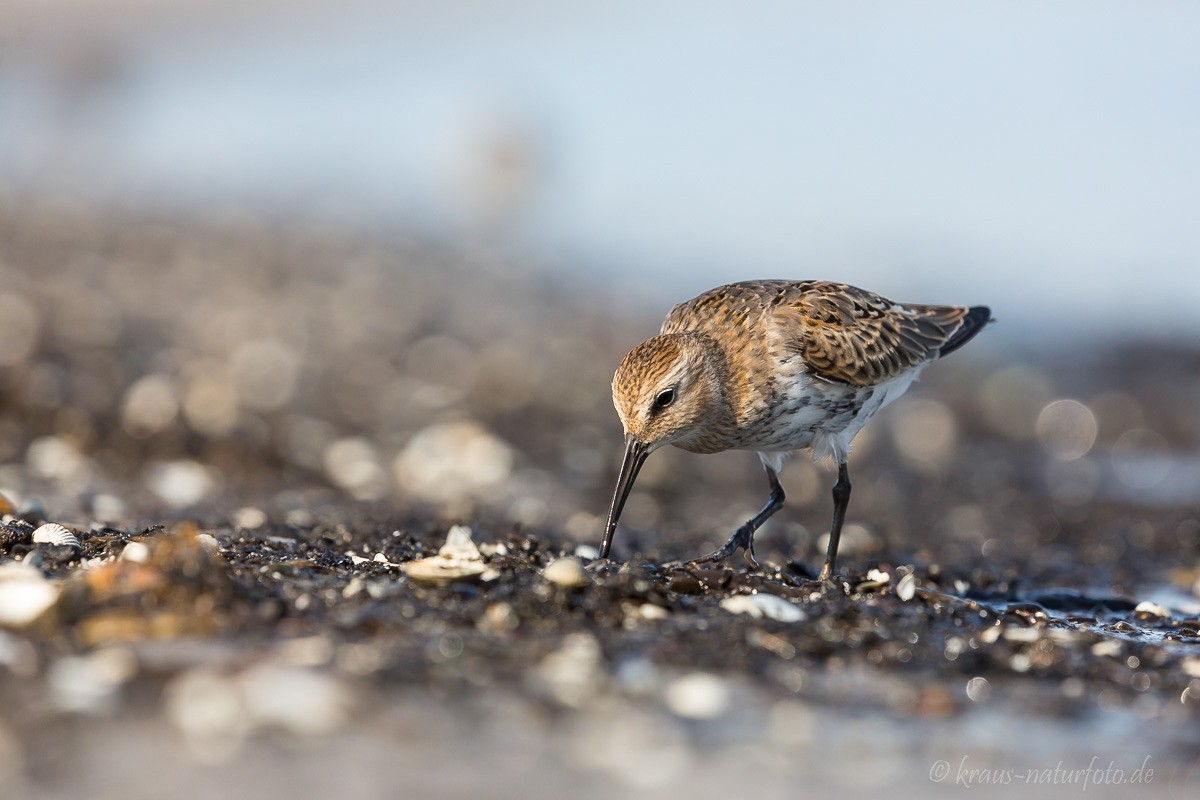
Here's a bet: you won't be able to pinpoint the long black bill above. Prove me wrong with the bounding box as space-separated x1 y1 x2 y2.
599 435 649 559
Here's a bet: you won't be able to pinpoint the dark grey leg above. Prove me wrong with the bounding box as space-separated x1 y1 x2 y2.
689 467 785 569
818 461 851 580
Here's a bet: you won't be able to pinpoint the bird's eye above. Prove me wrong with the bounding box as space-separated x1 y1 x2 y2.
654 388 676 410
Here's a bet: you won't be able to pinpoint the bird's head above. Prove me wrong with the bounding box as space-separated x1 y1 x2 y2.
599 333 725 559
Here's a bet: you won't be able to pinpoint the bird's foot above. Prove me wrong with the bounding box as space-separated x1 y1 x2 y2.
685 525 760 571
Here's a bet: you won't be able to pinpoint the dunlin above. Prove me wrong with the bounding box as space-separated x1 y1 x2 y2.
599 280 990 579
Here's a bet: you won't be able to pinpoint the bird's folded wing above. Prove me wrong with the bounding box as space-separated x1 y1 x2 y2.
776 285 973 387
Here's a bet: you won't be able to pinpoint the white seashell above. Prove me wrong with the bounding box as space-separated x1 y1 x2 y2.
401 557 486 586
32 523 81 549
438 525 482 562
543 557 591 589
896 572 917 601
720 593 805 622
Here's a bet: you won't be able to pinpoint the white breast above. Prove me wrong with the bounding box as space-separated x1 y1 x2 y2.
760 364 927 466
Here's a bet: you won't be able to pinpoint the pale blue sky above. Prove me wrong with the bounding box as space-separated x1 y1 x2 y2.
2 0 1198 334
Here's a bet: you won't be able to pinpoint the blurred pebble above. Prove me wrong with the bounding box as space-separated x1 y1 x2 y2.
31 523 80 549
574 544 600 560
483 602 517 632
0 630 37 677
88 493 125 524
896 572 917 602
543 557 591 589
164 662 350 760
394 421 513 503
1182 657 1200 678
323 437 387 500
719 594 805 623
232 507 267 531
27 436 89 483
564 703 691 789
638 604 668 620
0 563 59 627
664 672 730 719
120 373 179 438
534 633 604 708
228 339 300 412
614 656 661 694
118 541 151 564
284 509 314 527
238 664 351 736
144 460 215 508
163 668 251 763
47 648 137 713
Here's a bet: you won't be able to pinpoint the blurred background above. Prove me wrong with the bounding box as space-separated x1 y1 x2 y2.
3 0 1200 333
1 0 1198 547
2 3 1200 797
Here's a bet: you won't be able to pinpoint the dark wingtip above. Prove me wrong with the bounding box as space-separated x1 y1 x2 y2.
939 305 993 357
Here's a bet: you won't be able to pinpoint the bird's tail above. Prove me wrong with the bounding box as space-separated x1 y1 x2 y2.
938 305 992 357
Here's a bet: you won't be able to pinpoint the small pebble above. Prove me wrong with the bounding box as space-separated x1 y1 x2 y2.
543 557 591 589
232 507 268 531
32 523 81 549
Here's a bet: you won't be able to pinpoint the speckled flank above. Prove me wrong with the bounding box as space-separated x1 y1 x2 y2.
603 278 991 570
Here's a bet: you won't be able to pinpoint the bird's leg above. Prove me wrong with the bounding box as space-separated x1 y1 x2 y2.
688 467 785 570
818 461 851 580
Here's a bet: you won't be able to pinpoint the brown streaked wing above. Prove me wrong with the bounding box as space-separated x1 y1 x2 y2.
771 283 974 387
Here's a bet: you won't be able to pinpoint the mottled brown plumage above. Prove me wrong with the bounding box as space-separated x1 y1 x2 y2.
600 279 991 578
